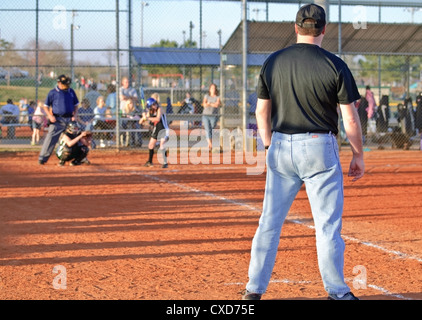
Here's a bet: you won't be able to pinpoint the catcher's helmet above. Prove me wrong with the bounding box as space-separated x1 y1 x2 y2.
146 97 158 108
66 121 80 134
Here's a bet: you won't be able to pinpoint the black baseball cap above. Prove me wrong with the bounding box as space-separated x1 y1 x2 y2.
296 4 326 29
57 74 71 85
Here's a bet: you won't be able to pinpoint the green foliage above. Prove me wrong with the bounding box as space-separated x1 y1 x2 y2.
358 55 422 85
0 85 52 103
151 39 179 48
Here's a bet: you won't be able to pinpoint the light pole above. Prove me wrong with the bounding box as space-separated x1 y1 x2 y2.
141 1 149 46
70 10 80 84
405 8 421 23
252 8 261 20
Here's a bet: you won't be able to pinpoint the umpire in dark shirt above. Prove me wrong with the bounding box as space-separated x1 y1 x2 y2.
243 4 364 301
38 75 79 165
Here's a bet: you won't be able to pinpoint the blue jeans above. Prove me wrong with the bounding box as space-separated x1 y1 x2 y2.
246 131 350 295
202 115 219 140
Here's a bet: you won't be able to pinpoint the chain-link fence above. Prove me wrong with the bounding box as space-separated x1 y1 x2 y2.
1 0 422 151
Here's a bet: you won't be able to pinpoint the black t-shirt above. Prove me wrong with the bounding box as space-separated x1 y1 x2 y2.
257 43 360 135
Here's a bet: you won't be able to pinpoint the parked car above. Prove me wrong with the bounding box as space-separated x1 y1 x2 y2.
0 67 8 79
9 68 29 78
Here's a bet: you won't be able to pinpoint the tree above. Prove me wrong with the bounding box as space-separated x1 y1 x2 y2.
148 39 182 79
358 55 422 87
0 39 26 66
23 39 68 77
151 39 178 48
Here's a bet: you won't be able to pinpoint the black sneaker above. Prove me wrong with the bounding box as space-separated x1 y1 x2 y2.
144 161 153 167
328 292 359 300
162 163 168 168
58 160 65 167
38 160 45 165
241 289 262 300
81 157 91 165
70 160 81 166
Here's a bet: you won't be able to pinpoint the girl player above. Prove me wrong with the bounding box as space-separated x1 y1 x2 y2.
140 97 169 168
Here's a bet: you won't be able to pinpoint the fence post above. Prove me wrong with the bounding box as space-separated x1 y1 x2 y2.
115 0 121 149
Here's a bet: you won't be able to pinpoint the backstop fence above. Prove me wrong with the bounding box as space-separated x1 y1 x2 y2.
1 0 421 151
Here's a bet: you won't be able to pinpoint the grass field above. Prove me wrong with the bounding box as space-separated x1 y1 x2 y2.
0 85 52 104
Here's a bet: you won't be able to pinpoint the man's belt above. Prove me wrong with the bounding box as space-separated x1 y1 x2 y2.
53 113 73 118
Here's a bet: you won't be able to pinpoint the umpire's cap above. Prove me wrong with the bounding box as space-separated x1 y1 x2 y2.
57 74 71 85
296 4 326 29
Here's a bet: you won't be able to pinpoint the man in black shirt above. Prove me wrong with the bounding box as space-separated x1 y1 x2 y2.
243 4 364 301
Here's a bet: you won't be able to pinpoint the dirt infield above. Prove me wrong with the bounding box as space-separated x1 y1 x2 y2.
0 149 421 300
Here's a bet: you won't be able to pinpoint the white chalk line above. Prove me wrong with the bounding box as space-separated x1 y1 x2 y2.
288 220 422 263
143 172 422 262
107 168 420 300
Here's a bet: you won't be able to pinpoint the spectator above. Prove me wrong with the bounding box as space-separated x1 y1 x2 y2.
19 98 29 124
76 98 94 131
105 84 117 115
178 92 195 128
365 85 376 119
182 92 195 114
93 96 109 147
27 100 36 129
31 101 46 146
121 99 142 147
83 83 101 111
415 91 422 150
105 106 117 145
97 80 106 91
202 83 221 150
80 76 86 90
0 99 20 139
400 97 415 136
356 96 368 144
365 85 377 134
166 97 173 115
119 76 138 113
151 92 161 105
247 91 258 132
376 95 390 133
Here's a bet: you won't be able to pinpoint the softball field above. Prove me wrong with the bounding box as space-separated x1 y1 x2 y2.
0 148 421 300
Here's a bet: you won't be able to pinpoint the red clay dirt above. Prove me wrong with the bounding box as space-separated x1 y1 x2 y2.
0 149 421 300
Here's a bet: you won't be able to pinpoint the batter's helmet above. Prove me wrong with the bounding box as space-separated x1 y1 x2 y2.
146 98 158 108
